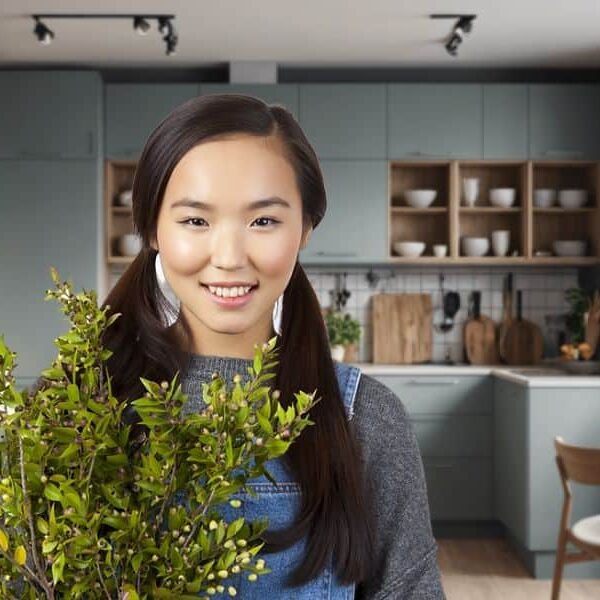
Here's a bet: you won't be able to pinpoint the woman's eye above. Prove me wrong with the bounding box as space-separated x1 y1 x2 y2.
181 217 208 227
252 217 280 227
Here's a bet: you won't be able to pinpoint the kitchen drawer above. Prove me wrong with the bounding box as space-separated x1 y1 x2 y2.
374 374 492 415
423 457 493 520
411 415 492 458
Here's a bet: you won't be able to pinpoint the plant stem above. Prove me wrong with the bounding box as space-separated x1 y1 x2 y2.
18 435 54 599
96 561 112 600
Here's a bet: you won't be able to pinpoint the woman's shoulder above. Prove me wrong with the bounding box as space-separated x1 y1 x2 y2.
351 371 409 425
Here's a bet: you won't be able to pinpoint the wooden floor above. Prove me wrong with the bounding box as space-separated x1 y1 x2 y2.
437 538 600 599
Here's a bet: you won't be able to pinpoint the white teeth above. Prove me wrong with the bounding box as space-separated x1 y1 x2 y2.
208 285 252 298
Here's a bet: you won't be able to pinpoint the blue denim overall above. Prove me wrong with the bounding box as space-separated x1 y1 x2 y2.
197 361 362 599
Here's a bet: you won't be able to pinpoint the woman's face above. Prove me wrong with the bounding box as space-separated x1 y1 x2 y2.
151 133 312 358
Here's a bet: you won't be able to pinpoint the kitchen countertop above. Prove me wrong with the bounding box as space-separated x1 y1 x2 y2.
348 361 600 387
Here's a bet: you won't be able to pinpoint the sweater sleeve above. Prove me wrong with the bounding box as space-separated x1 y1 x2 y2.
351 374 446 600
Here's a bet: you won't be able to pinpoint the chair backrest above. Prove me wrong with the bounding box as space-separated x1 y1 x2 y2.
555 436 600 485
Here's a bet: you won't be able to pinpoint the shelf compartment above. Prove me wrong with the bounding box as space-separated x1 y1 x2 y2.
389 161 451 209
532 210 599 259
458 211 524 258
105 160 137 262
390 211 449 259
458 161 527 209
532 161 598 209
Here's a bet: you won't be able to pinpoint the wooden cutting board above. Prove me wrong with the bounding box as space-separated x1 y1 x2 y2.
504 290 544 365
497 273 514 363
463 291 499 365
372 293 432 364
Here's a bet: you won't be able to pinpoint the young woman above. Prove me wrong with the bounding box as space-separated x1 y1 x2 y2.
101 93 446 599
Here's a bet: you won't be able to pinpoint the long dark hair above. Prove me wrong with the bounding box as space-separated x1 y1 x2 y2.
101 93 376 586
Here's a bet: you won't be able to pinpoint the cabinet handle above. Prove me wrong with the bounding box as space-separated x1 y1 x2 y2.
406 151 443 158
19 150 60 159
542 149 584 157
407 378 460 386
311 251 358 257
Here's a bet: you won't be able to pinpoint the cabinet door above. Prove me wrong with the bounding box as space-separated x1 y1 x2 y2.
0 71 101 159
529 84 600 159
387 84 483 158
199 84 299 118
0 160 98 381
483 84 528 159
105 84 199 158
298 84 386 158
298 160 388 264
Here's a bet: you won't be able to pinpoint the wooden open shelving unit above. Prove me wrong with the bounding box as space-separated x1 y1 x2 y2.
388 160 600 265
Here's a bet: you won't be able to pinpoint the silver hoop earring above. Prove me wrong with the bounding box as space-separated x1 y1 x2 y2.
272 292 284 336
155 252 181 327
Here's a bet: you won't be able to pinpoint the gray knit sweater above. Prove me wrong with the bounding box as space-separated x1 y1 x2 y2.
181 354 447 600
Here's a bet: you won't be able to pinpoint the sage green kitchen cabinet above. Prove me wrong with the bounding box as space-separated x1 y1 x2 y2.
105 83 199 158
0 160 98 388
199 84 299 118
483 84 528 159
494 376 600 578
298 84 386 158
298 160 388 265
372 374 493 520
0 70 101 159
387 84 483 159
528 84 600 160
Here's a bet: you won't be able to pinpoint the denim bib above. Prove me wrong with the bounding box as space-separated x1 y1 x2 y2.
188 361 362 599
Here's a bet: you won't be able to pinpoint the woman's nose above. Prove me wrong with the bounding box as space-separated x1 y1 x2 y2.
210 228 247 269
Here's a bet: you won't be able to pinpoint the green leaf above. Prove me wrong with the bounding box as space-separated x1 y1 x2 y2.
14 545 26 566
43 484 63 503
256 413 272 435
66 383 80 404
253 351 262 375
36 517 49 535
51 551 66 584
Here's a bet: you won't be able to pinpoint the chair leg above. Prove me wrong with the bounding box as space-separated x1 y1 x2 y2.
551 531 568 600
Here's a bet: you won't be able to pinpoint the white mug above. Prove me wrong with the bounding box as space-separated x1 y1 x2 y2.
462 178 479 207
492 230 510 257
433 244 448 257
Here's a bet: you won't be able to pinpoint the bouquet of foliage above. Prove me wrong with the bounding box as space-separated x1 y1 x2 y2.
0 267 317 599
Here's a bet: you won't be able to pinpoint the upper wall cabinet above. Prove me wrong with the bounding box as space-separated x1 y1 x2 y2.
529 84 600 160
0 159 98 381
298 84 387 159
299 160 388 264
387 84 483 159
483 84 528 159
105 83 199 159
199 84 299 118
0 71 101 159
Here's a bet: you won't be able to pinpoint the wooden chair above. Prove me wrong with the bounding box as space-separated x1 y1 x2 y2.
551 436 600 599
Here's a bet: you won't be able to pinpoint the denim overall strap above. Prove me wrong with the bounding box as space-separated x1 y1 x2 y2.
333 360 361 422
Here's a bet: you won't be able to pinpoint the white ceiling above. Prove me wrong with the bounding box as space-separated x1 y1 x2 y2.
1 0 600 69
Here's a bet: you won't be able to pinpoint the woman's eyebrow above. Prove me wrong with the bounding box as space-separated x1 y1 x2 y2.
170 196 291 211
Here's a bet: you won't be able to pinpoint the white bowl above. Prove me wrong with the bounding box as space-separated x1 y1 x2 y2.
552 240 587 257
393 241 426 257
403 189 437 209
489 188 516 208
118 189 133 207
462 237 490 257
558 189 588 209
118 233 143 256
533 189 557 208
433 244 448 257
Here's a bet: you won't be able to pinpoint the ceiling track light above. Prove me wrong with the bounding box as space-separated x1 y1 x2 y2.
430 13 477 58
30 13 178 56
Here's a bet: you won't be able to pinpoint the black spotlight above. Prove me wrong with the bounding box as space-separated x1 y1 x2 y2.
431 14 476 58
133 16 151 36
33 17 54 45
158 17 178 56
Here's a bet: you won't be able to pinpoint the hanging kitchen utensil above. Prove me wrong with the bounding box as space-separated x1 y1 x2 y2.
434 274 461 333
503 290 544 365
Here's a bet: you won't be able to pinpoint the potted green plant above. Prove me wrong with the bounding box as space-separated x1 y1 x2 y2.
324 310 361 362
0 267 317 599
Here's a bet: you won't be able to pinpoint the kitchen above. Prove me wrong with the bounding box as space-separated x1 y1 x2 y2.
2 1 600 598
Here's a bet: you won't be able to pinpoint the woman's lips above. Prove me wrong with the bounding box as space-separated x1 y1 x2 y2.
201 284 258 308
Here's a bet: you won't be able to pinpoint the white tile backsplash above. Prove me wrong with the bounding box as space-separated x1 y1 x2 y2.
108 265 579 363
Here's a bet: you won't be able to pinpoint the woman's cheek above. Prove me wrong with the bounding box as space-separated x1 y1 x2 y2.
255 228 301 277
